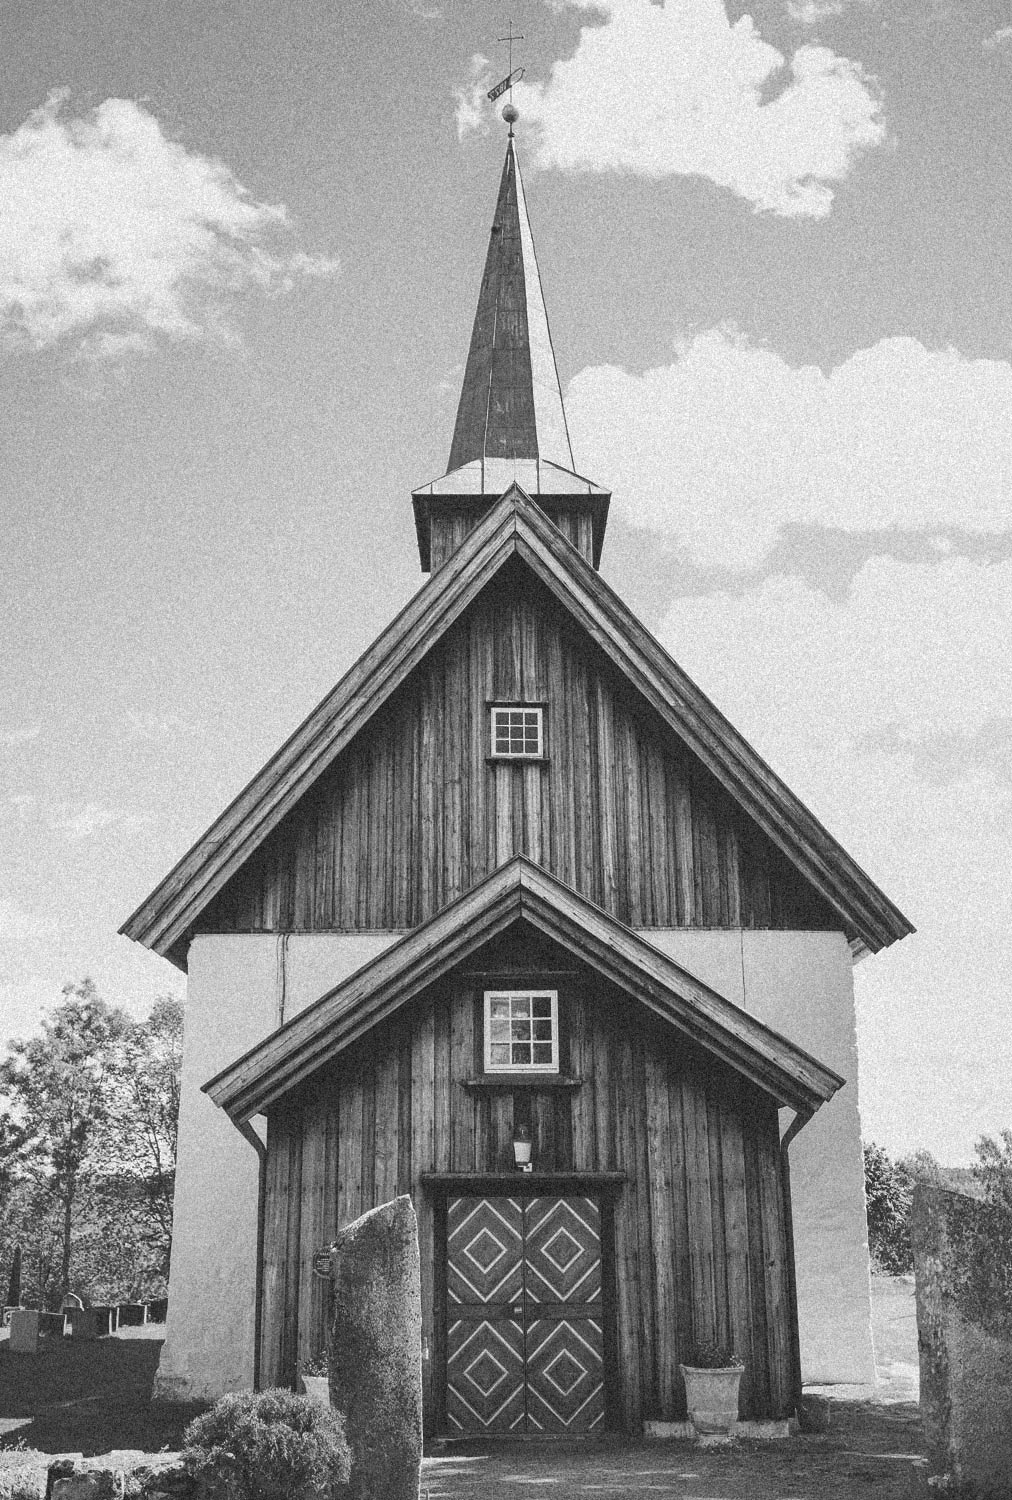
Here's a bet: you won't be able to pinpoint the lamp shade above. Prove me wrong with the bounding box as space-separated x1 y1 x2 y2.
512 1123 533 1169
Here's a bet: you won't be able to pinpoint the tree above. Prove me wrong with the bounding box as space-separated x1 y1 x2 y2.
0 980 127 1302
0 983 183 1306
864 1141 915 1274
100 996 183 1281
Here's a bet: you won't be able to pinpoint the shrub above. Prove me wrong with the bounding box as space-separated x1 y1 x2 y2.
864 1142 915 1274
183 1388 351 1500
684 1340 744 1369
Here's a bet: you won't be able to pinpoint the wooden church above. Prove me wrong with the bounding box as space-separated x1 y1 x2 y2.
122 126 912 1437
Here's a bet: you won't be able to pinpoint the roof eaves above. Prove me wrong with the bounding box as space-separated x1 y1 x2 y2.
204 856 842 1124
120 492 527 960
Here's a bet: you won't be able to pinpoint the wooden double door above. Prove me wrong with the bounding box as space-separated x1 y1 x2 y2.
444 1194 608 1435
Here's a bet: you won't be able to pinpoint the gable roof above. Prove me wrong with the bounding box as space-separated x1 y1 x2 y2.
120 484 913 965
203 856 844 1123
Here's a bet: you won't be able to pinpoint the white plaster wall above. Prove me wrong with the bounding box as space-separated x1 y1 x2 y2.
160 924 872 1398
155 931 399 1402
642 928 876 1386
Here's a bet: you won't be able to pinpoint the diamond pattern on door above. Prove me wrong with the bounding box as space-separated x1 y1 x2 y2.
447 1197 523 1306
525 1314 605 1432
444 1195 607 1435
446 1315 526 1433
524 1197 602 1307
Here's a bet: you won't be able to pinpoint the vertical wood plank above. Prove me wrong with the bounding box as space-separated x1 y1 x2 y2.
645 1048 678 1418
449 987 476 1171
373 1035 400 1206
718 1097 753 1409
433 993 452 1173
612 1019 642 1428
336 1066 364 1230
410 1003 436 1429
260 1111 291 1389
296 1090 329 1373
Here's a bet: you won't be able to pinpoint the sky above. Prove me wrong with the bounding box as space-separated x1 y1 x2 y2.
2 0 1010 1165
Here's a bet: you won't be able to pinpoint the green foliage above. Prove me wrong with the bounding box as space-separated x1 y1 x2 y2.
0 1472 44 1500
945 1129 1012 1339
864 1141 915 1274
183 1389 351 1500
686 1340 744 1369
0 984 182 1307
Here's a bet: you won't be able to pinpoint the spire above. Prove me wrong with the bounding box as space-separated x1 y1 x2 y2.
448 136 574 473
411 124 610 574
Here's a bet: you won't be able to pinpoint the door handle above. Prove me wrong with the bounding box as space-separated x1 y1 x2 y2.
511 1305 523 1319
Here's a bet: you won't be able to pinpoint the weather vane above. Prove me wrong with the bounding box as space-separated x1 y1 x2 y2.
487 18 525 132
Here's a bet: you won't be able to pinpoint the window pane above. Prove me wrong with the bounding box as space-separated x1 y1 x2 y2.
490 1019 510 1042
511 1020 531 1041
532 1043 553 1065
490 1043 510 1066
489 999 509 1019
531 996 552 1017
533 1019 552 1041
512 995 530 1017
512 1043 531 1065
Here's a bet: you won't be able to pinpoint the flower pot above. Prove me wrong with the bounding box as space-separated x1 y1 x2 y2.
679 1363 743 1438
300 1373 331 1407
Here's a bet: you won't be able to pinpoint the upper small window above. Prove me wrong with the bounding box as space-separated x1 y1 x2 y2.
490 705 544 759
484 990 559 1072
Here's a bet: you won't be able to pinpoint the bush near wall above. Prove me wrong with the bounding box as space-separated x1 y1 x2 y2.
183 1389 351 1500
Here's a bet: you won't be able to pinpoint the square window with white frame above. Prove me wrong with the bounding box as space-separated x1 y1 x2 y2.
484 990 559 1073
490 705 544 759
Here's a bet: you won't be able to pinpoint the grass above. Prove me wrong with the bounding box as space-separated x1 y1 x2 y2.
0 1330 203 1459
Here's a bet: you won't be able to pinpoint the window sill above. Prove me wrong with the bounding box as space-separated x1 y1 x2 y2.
485 755 549 765
463 1076 583 1091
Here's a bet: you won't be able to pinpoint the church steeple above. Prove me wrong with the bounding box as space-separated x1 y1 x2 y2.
448 136 574 474
413 132 610 574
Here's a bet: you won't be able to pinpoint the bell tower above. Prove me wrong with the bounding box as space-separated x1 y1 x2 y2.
412 125 610 572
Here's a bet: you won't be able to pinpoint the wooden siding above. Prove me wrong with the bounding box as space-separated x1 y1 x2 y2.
258 941 796 1431
200 563 836 938
430 505 595 572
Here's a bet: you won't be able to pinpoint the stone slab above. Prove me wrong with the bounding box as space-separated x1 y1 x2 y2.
329 1194 422 1500
9 1308 40 1354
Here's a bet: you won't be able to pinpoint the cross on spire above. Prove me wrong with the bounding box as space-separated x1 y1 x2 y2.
497 19 524 78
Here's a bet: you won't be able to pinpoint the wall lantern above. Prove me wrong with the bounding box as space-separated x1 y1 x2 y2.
512 1123 533 1173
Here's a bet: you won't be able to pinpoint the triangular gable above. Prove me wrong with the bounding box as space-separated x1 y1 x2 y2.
203 857 844 1123
121 484 913 964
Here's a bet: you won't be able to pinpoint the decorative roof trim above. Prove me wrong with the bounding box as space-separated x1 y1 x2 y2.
202 857 845 1123
120 484 913 965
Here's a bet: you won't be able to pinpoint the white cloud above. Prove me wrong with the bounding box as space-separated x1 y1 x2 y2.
455 55 493 139
0 723 41 748
565 332 1012 569
788 1 845 23
983 25 1012 51
46 801 150 841
0 92 337 357
658 555 1012 1158
486 0 886 217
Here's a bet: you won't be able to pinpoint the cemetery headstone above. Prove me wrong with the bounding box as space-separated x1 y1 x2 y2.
69 1307 99 1341
9 1308 40 1355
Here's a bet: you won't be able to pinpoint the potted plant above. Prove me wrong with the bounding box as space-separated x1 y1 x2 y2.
679 1340 745 1440
299 1348 331 1407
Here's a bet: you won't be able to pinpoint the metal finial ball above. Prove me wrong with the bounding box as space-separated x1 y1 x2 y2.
502 102 519 125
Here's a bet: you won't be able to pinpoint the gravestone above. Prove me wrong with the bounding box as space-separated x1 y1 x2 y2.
912 1183 1012 1496
328 1195 422 1500
9 1308 40 1355
68 1307 99 1341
